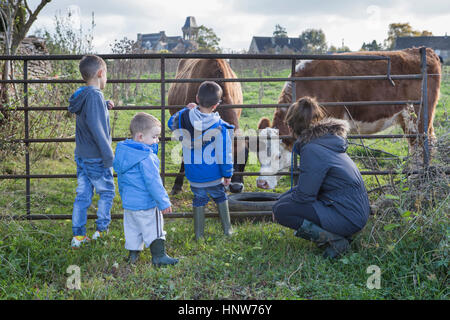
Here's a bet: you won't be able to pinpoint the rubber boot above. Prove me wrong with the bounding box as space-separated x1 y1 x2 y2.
294 219 350 259
127 250 140 264
150 239 179 267
217 200 233 236
193 206 205 240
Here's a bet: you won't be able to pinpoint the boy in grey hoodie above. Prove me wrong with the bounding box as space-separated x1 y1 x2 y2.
68 55 115 248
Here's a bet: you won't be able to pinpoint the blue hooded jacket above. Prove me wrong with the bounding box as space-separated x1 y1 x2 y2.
291 118 370 234
113 139 171 211
68 86 113 168
168 106 234 184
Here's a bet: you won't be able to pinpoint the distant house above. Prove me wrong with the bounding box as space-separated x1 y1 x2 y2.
248 36 303 54
137 16 199 53
395 36 450 63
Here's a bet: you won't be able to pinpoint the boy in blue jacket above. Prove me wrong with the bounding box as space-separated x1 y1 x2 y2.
68 55 115 248
113 112 178 266
168 81 234 240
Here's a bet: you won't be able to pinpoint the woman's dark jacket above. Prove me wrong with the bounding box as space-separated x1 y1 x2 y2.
291 118 370 234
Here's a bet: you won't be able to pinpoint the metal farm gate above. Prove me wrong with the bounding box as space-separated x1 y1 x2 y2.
0 48 435 220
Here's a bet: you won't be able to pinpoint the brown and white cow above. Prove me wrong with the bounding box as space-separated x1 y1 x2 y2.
256 47 441 189
168 58 248 194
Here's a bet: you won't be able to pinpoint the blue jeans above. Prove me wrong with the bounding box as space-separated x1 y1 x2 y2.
72 157 115 236
190 184 227 207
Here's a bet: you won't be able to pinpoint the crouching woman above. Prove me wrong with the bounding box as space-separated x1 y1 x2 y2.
272 97 371 258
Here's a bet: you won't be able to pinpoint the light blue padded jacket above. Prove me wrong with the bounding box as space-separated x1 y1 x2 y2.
113 139 171 211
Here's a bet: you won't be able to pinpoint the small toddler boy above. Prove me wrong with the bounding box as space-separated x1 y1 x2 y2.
113 112 178 266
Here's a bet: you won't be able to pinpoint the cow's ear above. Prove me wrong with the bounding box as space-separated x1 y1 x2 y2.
257 117 271 130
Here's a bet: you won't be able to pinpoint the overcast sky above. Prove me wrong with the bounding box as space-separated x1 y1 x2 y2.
28 0 450 53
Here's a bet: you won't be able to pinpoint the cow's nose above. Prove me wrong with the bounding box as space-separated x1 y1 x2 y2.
256 179 269 189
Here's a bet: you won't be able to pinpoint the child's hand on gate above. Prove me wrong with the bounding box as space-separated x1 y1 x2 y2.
107 100 115 110
186 102 196 110
223 178 231 187
161 206 172 214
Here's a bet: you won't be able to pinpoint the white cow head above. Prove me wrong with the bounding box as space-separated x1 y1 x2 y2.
254 119 292 190
254 60 314 189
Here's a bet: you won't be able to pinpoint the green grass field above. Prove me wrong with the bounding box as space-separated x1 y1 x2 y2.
0 65 448 299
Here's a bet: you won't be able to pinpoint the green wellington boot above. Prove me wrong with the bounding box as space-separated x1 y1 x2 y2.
193 206 205 240
294 219 350 259
217 200 233 236
149 239 179 267
127 250 140 264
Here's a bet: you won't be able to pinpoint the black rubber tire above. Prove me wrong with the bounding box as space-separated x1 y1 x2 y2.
228 192 280 212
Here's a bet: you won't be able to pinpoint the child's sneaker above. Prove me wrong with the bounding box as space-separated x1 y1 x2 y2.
71 235 90 248
92 230 108 240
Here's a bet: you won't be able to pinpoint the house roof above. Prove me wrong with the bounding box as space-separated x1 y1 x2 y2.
140 32 165 43
395 36 450 50
251 36 303 52
137 16 198 52
166 36 182 42
139 34 195 51
139 33 183 49
167 39 197 51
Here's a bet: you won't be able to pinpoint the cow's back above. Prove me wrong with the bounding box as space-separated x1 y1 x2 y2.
284 48 441 128
168 59 243 124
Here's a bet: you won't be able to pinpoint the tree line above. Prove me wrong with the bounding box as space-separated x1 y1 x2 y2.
271 22 434 54
150 21 435 54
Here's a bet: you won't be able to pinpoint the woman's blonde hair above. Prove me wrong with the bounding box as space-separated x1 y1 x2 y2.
284 96 328 137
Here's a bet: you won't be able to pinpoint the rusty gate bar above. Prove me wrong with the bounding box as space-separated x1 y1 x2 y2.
23 60 31 215
160 57 166 186
7 134 426 144
291 59 297 102
420 47 430 167
0 74 424 84
0 51 442 220
4 169 450 181
291 58 300 185
12 100 423 111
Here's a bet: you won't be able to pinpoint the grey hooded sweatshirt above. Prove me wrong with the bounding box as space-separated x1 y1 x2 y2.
68 86 113 168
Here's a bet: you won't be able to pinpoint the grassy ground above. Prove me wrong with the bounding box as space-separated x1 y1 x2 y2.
0 66 448 299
